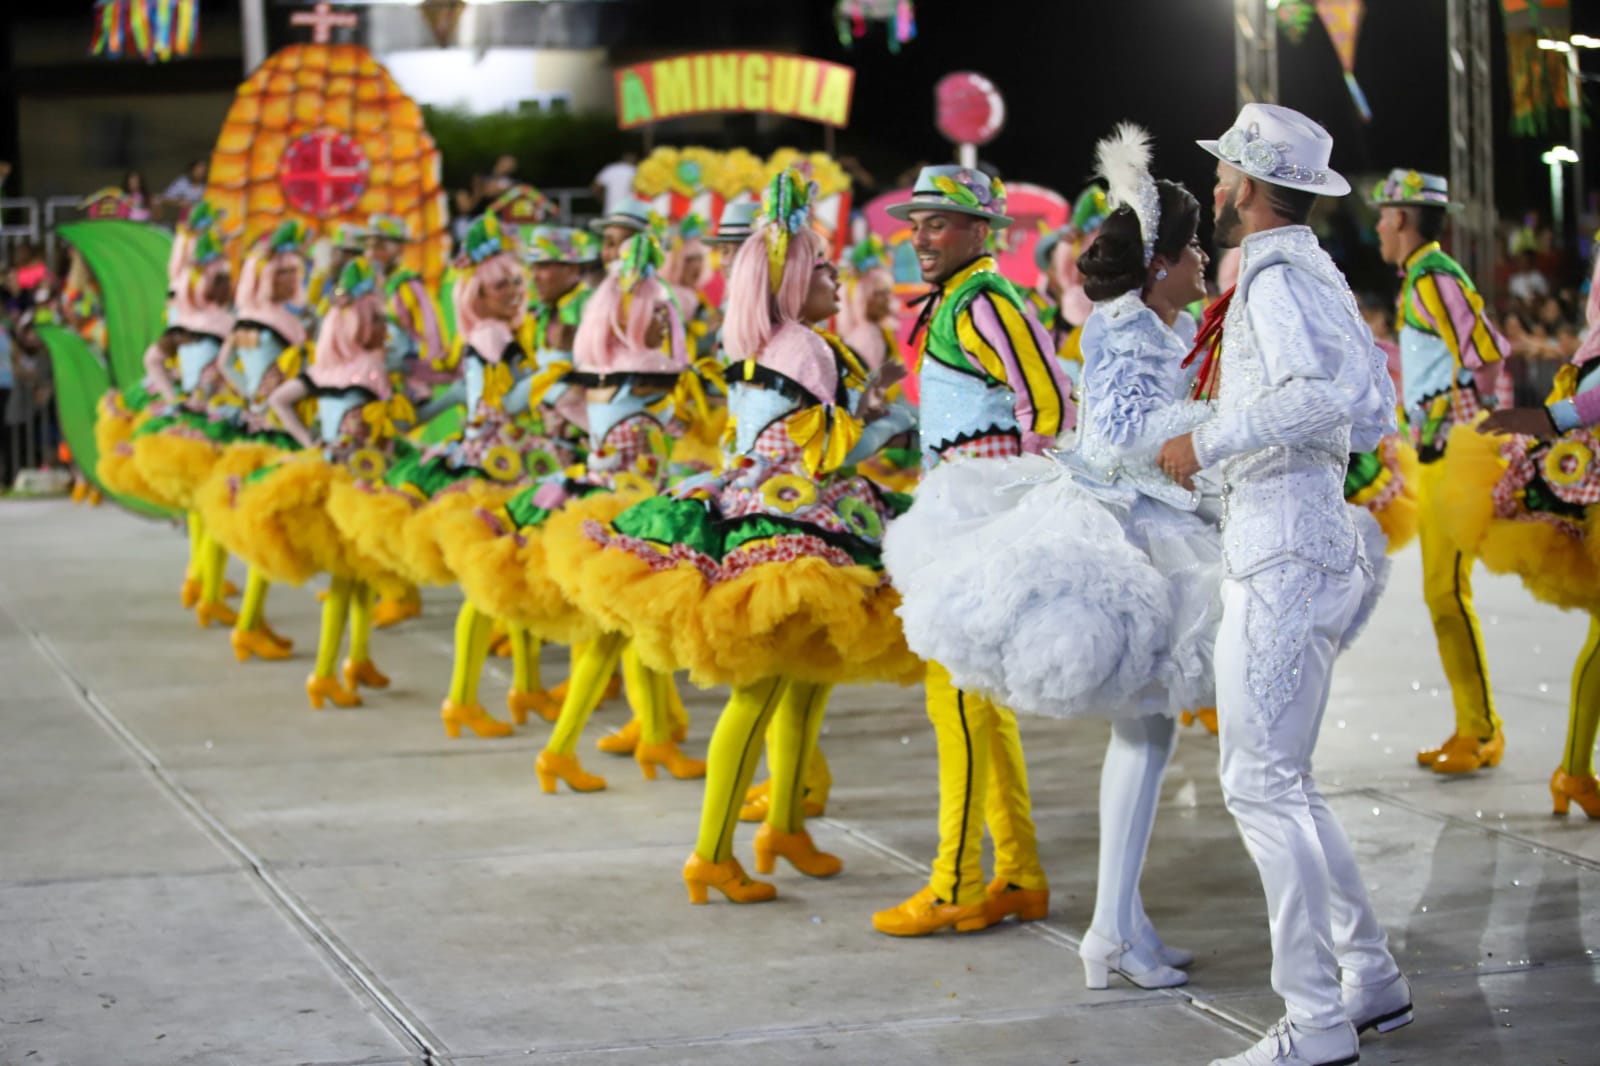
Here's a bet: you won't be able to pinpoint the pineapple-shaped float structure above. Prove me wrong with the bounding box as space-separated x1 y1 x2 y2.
203 32 451 288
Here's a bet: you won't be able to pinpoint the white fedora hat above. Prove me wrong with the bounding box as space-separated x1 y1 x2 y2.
1198 102 1351 198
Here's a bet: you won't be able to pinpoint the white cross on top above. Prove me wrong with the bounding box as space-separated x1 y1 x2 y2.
290 2 359 44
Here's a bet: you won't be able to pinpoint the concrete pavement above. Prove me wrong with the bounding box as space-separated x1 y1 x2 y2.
0 498 1595 1065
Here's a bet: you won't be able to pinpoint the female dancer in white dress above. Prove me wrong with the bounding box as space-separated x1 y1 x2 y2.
885 125 1217 989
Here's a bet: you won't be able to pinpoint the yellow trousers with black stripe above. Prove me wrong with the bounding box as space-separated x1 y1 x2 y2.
925 662 1047 906
1418 461 1500 739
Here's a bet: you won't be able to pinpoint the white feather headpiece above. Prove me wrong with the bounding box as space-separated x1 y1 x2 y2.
1094 122 1161 267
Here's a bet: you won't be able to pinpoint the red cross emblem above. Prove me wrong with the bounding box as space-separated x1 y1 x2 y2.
278 130 369 217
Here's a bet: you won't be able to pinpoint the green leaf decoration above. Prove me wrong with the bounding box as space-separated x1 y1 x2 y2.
56 220 174 402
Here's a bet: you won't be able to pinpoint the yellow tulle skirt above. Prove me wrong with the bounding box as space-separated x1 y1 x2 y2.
94 396 158 504
128 431 220 512
550 519 924 690
1434 424 1600 614
1372 436 1421 553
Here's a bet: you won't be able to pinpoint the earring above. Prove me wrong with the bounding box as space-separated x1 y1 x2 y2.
1155 268 1168 281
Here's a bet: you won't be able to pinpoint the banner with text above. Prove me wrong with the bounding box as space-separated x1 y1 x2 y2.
615 52 855 130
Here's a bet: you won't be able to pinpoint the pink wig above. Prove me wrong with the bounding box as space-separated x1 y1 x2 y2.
307 292 391 398
722 223 829 362
1054 233 1093 328
452 251 526 360
573 271 688 376
663 237 709 289
1576 245 1600 364
235 249 308 346
837 264 894 339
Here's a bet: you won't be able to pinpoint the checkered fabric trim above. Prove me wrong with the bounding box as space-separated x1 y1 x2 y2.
584 414 665 488
938 431 1021 463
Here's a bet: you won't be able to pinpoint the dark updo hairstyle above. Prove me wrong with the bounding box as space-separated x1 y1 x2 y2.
1077 179 1201 302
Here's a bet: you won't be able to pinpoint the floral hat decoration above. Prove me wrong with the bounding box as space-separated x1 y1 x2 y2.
334 257 378 302
1369 168 1462 213
266 218 314 257
846 234 890 275
366 214 415 242
886 164 1012 227
461 212 511 266
617 231 666 295
760 168 819 294
184 200 224 233
525 225 597 265
190 229 226 266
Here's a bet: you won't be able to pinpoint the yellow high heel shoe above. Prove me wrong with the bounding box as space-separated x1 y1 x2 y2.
751 823 842 878
507 688 561 726
739 780 826 823
180 577 202 609
597 717 688 755
440 700 513 739
682 854 776 904
489 632 512 658
534 750 607 793
635 741 706 781
372 594 420 629
195 601 238 628
232 628 293 662
260 623 293 653
1180 707 1218 735
306 675 362 709
343 658 390 691
1551 768 1600 818
71 480 88 504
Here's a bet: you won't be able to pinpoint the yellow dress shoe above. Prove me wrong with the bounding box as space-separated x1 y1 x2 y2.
534 750 607 793
984 876 1049 924
752 823 842 878
195 601 238 629
231 628 293 663
597 718 641 755
371 594 421 629
1551 768 1600 818
306 675 362 709
440 700 513 739
635 740 706 781
1429 730 1505 775
872 887 990 937
342 658 390 691
507 688 561 725
683 854 776 904
180 577 202 609
739 780 824 823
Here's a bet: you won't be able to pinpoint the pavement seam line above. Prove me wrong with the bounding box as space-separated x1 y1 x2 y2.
818 815 1266 1041
2 592 453 1066
1357 786 1600 872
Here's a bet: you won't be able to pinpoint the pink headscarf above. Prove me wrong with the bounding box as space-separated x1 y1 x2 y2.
307 291 391 398
452 251 525 362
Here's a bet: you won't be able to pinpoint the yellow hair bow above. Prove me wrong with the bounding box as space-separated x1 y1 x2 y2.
480 361 515 412
784 403 863 477
524 360 574 409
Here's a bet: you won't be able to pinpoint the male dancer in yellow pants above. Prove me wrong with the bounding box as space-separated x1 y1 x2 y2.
873 166 1072 936
1373 168 1509 774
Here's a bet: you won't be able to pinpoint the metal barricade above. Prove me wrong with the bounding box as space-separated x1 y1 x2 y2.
0 198 42 271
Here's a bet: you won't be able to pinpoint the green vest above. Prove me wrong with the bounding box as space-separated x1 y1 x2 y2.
1399 244 1475 335
923 260 1029 382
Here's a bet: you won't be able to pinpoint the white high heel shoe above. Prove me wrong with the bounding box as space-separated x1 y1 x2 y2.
1135 917 1195 969
1080 928 1189 990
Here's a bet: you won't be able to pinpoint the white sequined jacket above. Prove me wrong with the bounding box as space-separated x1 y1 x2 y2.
1191 226 1395 578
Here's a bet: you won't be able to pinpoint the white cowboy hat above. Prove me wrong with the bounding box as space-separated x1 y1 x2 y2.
1198 102 1351 198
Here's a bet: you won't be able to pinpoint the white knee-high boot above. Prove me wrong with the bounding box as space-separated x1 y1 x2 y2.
1081 713 1187 989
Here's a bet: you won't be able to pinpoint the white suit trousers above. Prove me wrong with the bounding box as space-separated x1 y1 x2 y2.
1216 563 1398 1030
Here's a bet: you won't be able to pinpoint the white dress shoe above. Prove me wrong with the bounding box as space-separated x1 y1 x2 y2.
1080 927 1188 990
1136 917 1194 968
1207 1019 1359 1066
1341 973 1413 1036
